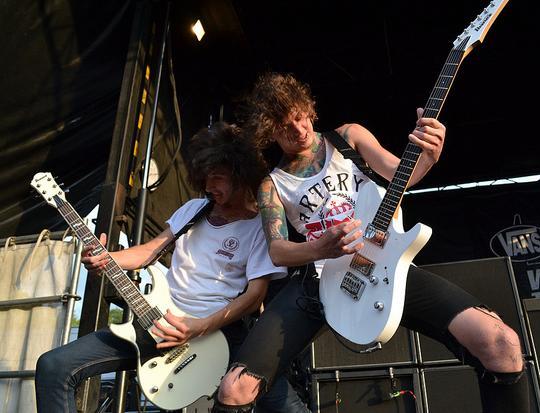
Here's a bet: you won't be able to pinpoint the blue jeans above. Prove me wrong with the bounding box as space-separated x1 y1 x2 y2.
35 327 310 412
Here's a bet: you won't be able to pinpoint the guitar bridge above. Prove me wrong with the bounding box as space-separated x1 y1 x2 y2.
340 271 366 300
364 223 388 247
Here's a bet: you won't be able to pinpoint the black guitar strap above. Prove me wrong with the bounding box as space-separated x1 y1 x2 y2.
145 199 215 268
323 130 388 188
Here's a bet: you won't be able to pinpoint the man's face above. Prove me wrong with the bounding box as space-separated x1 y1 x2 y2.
205 168 237 206
274 111 315 154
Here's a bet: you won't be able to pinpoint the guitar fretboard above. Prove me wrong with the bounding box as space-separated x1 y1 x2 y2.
54 195 152 319
371 38 468 232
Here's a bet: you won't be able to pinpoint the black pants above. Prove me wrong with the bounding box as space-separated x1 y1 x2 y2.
223 319 310 412
234 265 481 386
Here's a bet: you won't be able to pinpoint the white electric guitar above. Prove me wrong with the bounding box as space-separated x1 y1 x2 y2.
31 172 229 411
320 0 510 346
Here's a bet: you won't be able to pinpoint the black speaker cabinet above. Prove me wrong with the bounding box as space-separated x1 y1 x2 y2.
311 326 417 371
421 362 540 413
417 257 531 364
523 298 540 402
310 368 423 413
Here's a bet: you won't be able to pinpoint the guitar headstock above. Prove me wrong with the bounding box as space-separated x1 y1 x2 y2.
454 0 509 56
31 172 66 208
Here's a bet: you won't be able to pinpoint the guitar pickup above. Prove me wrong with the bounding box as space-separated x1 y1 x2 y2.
350 253 374 277
174 354 197 374
364 223 388 247
340 271 366 301
165 343 189 364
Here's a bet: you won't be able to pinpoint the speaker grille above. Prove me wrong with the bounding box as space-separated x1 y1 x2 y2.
421 362 539 413
418 257 530 363
311 326 416 370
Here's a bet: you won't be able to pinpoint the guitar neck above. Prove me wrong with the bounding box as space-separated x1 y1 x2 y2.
371 41 467 232
54 195 152 318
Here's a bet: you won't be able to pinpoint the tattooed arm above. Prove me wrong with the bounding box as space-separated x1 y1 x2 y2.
258 176 363 267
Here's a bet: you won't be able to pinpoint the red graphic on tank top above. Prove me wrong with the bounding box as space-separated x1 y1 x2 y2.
305 199 355 241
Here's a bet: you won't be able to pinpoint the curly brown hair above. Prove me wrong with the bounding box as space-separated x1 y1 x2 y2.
186 122 267 197
242 72 317 149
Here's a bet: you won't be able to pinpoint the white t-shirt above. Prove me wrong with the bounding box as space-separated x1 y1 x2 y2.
165 198 287 318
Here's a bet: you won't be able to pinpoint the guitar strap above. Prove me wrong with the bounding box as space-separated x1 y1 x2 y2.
145 199 215 268
323 130 388 188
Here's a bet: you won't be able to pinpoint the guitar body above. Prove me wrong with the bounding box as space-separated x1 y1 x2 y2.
319 181 432 345
109 265 229 411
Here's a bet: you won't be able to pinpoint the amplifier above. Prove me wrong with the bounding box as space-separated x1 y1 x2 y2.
311 326 416 371
418 257 531 364
310 368 423 413
420 361 540 413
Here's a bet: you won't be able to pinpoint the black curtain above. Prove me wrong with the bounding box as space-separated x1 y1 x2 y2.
0 0 135 237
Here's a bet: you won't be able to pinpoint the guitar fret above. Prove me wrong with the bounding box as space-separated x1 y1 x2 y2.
54 197 153 317
382 194 398 204
378 209 393 219
370 46 466 231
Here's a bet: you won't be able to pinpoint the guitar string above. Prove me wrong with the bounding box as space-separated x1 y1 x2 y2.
337 43 467 309
56 197 153 318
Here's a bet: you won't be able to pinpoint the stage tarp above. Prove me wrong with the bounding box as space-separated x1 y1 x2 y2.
0 0 135 237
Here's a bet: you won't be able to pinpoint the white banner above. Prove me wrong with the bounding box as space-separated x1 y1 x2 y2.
0 230 75 413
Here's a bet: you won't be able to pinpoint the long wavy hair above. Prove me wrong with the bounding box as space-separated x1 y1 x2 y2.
186 121 266 197
240 72 317 150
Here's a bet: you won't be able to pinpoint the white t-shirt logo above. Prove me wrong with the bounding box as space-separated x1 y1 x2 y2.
222 237 240 251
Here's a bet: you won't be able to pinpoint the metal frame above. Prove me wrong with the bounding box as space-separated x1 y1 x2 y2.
310 367 424 413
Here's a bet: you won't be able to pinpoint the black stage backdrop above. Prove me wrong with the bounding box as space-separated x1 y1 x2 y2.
403 181 540 299
0 0 135 237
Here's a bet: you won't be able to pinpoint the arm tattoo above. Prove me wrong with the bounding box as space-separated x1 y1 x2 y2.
258 178 289 244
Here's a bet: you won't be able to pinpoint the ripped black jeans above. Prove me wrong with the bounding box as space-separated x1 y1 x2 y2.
218 266 529 412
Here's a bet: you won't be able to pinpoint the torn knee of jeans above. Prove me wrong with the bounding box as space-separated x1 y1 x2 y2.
228 363 268 396
211 364 267 412
473 305 503 321
212 396 255 413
